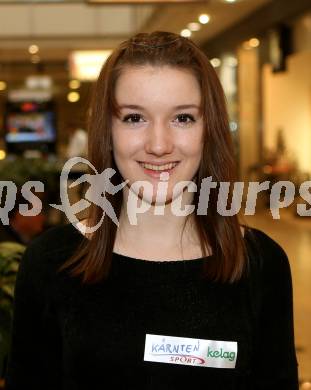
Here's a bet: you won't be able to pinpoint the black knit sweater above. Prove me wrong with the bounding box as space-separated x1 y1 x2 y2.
4 222 299 389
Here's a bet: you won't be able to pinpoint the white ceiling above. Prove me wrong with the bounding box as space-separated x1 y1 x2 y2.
0 0 272 62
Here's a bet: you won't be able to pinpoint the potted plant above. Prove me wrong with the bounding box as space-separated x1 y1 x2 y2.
0 242 26 382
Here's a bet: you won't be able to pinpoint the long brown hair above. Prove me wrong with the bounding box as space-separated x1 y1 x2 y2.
58 31 249 284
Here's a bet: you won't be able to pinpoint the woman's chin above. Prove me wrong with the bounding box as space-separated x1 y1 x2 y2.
126 184 187 208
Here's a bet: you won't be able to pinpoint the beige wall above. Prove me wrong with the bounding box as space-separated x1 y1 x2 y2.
292 11 311 53
237 46 260 181
262 50 311 176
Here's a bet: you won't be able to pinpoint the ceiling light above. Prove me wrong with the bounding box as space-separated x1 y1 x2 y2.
67 91 80 103
225 0 236 3
0 81 7 91
249 38 260 48
187 22 201 32
198 14 210 24
69 50 112 81
180 29 192 38
69 79 81 89
229 121 238 132
0 150 6 160
210 58 221 68
29 45 39 54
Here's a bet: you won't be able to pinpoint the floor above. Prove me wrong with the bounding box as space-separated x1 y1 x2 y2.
243 208 311 388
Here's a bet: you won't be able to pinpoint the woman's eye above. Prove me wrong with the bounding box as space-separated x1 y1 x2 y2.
122 114 144 124
175 113 195 126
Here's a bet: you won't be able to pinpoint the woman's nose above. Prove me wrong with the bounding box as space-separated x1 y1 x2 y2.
144 121 174 156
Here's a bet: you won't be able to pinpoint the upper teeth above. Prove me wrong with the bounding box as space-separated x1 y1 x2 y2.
140 162 178 171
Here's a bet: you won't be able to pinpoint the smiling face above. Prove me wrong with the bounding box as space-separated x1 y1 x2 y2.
111 64 204 206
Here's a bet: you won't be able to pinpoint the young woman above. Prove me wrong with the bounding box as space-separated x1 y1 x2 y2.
5 31 298 389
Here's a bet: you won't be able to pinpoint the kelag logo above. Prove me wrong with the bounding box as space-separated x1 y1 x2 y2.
207 346 236 362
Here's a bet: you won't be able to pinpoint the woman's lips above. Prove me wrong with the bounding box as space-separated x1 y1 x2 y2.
138 162 179 179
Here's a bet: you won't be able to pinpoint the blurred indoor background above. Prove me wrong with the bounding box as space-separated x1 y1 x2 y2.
0 0 310 387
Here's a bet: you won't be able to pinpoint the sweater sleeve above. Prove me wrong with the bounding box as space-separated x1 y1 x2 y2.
4 238 62 389
251 230 299 389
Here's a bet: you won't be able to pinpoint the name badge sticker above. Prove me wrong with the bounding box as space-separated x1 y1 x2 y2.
144 334 237 369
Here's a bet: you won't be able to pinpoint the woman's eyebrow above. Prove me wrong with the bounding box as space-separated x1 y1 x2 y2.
118 104 200 110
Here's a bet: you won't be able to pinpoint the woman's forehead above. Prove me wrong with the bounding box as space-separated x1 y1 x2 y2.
115 65 201 107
